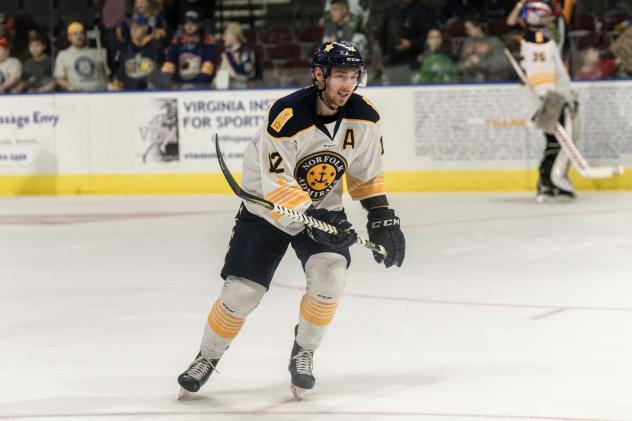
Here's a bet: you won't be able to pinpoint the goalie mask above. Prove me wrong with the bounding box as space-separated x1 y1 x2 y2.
521 1 554 27
311 41 367 91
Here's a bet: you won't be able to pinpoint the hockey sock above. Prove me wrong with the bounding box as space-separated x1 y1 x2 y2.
296 253 347 350
200 276 266 360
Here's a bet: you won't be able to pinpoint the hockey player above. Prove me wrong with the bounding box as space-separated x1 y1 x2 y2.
518 1 576 202
177 41 406 400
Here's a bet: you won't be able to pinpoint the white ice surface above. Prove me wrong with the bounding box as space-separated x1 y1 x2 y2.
1 193 632 421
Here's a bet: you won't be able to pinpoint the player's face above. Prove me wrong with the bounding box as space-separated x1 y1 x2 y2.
0 46 8 62
323 68 359 107
68 31 85 47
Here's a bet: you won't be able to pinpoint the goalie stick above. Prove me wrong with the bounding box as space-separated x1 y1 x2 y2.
503 49 624 179
214 134 387 256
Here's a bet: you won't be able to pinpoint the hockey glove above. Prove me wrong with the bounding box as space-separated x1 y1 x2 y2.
304 208 358 249
367 208 405 268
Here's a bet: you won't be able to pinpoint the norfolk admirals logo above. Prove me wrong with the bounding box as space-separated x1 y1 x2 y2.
295 152 347 201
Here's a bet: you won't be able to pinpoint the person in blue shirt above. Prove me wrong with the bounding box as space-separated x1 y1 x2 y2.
159 10 217 89
113 14 164 90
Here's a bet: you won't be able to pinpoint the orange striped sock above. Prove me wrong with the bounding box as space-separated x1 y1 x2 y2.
299 294 339 326
207 300 246 339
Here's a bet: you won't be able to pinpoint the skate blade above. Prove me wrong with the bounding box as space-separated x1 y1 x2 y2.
290 384 308 400
536 194 575 204
178 387 192 400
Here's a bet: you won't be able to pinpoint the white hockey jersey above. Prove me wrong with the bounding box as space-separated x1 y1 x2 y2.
241 86 386 235
519 31 571 98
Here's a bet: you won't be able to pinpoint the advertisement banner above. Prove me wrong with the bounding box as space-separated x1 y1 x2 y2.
175 89 285 167
1 81 631 194
0 95 61 174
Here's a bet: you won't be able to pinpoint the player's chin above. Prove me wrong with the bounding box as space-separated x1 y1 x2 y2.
335 93 351 105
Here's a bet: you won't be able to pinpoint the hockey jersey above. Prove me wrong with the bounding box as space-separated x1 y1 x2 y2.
519 30 571 98
114 36 164 90
161 34 217 84
241 86 386 235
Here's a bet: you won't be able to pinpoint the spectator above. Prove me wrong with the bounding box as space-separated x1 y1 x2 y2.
322 0 368 59
113 14 164 90
459 15 509 81
0 14 13 44
175 0 215 35
119 0 167 43
97 0 127 72
0 37 21 93
415 28 456 83
159 10 217 89
216 22 255 89
54 22 109 91
574 46 614 80
10 15 38 61
15 35 54 92
573 34 617 80
321 0 367 29
614 17 632 34
380 0 439 84
612 19 632 77
322 0 365 31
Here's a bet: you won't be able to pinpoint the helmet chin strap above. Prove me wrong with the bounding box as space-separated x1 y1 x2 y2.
318 87 340 111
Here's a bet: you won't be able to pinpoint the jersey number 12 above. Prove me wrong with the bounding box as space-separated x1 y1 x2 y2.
268 152 284 174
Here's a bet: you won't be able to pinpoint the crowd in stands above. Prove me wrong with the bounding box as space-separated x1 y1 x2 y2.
0 0 632 93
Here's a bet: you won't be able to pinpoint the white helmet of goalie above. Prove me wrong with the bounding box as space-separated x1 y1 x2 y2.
521 1 553 27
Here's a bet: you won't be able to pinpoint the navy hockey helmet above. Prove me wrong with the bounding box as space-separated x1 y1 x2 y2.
311 41 367 88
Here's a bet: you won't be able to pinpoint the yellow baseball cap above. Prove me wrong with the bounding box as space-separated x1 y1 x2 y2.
67 22 85 34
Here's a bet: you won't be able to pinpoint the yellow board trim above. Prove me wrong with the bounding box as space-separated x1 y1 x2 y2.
0 173 237 195
383 169 632 192
1 169 631 196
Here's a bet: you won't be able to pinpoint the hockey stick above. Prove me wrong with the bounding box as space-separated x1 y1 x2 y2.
503 49 624 179
214 134 387 256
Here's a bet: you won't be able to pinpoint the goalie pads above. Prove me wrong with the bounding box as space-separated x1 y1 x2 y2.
532 90 566 133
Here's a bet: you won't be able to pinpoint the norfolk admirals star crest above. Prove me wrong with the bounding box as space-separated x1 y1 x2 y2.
295 152 347 201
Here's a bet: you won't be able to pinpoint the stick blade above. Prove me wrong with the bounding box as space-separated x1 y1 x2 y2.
582 166 625 179
214 134 274 210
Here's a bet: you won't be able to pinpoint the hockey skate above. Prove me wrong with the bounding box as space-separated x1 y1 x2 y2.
177 352 219 399
535 183 576 204
288 325 315 400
